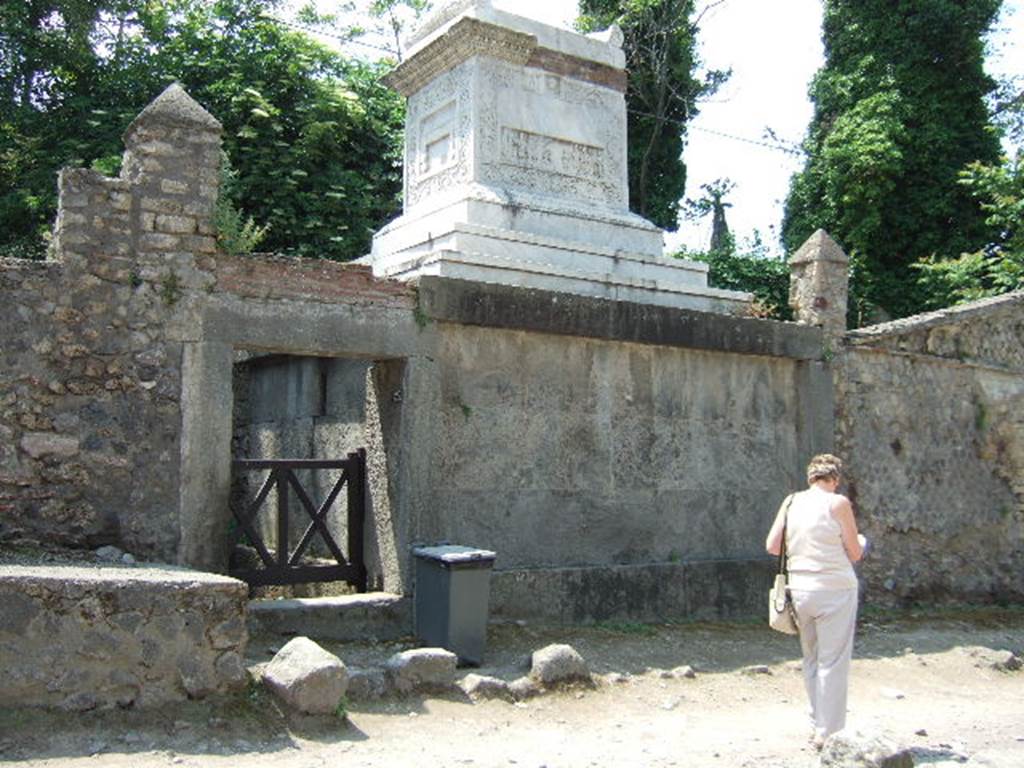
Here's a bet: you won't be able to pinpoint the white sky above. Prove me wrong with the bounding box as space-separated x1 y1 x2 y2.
296 0 1024 257
506 0 1024 256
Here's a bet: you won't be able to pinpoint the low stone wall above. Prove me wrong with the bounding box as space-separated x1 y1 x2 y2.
0 564 248 710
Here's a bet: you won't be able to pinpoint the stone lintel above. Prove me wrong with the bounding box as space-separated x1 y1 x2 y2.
416 276 823 360
386 17 625 96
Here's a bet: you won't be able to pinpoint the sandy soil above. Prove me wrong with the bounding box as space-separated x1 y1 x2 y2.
1 607 1022 768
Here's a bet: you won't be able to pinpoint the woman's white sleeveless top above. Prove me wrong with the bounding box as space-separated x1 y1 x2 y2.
786 486 857 591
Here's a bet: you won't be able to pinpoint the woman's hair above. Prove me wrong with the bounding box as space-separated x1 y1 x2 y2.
807 453 843 484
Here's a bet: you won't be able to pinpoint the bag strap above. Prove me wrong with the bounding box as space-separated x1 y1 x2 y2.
777 494 795 577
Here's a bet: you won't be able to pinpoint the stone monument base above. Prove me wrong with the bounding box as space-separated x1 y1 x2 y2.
369 191 751 314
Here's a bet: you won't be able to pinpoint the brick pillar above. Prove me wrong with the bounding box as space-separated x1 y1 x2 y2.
120 83 223 257
789 229 849 350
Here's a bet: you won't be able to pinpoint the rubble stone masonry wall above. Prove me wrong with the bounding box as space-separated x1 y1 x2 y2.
837 293 1024 605
0 564 248 709
0 84 417 565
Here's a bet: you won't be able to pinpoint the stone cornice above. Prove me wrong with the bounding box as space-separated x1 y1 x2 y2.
386 17 535 96
385 17 626 96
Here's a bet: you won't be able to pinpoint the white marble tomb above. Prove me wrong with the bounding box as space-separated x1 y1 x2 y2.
366 0 750 313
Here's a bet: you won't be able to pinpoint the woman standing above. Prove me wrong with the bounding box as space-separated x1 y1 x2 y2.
765 454 865 748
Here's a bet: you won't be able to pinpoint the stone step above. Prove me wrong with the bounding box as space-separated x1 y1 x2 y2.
248 592 412 643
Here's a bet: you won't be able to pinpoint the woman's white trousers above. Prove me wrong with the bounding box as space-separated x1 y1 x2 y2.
790 587 858 740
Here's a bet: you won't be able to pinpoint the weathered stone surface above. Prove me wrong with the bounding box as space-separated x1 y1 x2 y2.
820 730 914 768
507 676 541 701
346 668 389 700
965 647 1022 672
385 648 457 693
262 637 348 715
0 565 248 709
529 644 590 686
459 673 512 701
834 292 1024 607
670 665 696 679
788 229 849 347
19 432 80 459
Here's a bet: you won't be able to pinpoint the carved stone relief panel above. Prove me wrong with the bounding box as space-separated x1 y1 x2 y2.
405 64 474 210
477 59 626 209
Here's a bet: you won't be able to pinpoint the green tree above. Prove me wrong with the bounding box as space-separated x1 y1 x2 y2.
0 0 405 262
915 152 1023 304
782 0 1003 320
577 0 727 231
675 231 793 320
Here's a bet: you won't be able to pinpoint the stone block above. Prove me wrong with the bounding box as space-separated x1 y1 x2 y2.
385 648 457 693
530 644 590 686
160 179 189 195
139 232 181 251
155 214 197 235
262 637 348 715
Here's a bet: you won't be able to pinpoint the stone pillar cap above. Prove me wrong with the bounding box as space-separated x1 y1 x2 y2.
123 83 222 143
788 229 849 266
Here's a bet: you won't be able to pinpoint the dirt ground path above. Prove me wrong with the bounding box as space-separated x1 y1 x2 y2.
2 608 1022 768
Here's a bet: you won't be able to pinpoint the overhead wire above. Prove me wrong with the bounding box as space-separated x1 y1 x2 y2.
625 107 805 156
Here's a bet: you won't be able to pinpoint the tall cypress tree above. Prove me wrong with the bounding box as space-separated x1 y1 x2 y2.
782 0 1002 321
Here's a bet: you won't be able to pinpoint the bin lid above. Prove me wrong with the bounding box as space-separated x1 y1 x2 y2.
412 544 496 565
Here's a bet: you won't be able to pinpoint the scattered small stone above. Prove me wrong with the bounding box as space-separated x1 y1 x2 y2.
671 665 696 679
915 729 928 737
965 646 1021 671
880 687 906 700
606 672 630 684
820 730 913 768
740 665 772 676
661 696 682 711
121 552 136 565
529 644 590 686
508 676 540 701
460 673 512 702
94 545 124 562
347 667 389 700
385 648 458 694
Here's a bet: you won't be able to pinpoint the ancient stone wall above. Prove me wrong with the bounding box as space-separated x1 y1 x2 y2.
2 83 835 624
0 84 418 567
0 564 248 709
836 292 1024 605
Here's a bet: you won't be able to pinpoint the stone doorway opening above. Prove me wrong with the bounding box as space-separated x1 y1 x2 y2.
229 353 391 598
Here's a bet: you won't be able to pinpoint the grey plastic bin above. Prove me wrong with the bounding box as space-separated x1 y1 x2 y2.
412 544 497 666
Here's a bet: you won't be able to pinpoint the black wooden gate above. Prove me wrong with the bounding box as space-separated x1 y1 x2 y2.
229 450 367 591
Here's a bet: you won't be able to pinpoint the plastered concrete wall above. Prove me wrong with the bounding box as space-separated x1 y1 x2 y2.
836 292 1024 605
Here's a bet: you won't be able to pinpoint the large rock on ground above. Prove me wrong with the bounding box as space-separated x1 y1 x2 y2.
261 637 348 715
529 644 590 686
385 648 457 693
820 730 914 768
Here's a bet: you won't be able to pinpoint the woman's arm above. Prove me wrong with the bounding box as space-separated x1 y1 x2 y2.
832 496 864 563
765 496 791 556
